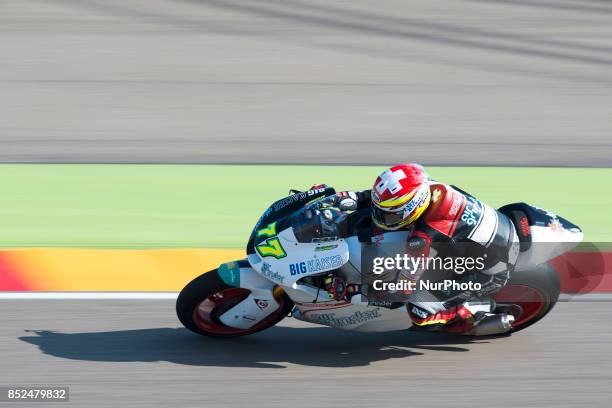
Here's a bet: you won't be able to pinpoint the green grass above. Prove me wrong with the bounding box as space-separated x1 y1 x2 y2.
0 164 609 248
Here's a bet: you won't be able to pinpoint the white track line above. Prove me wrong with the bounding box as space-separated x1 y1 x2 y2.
0 292 179 299
0 292 610 301
559 293 612 302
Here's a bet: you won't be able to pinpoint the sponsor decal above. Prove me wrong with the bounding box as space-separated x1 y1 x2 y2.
411 306 429 319
367 299 395 308
519 216 531 237
273 188 325 211
260 262 285 283
311 236 339 243
402 188 427 218
255 298 269 310
308 188 326 196
449 195 463 218
461 196 482 226
315 244 339 252
273 194 302 211
309 308 381 328
294 300 350 309
289 262 308 276
290 255 344 275
306 255 343 273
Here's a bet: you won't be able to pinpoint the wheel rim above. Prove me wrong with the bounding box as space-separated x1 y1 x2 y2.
193 288 286 335
492 284 547 327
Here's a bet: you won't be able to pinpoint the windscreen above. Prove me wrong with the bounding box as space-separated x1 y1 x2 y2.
291 196 349 243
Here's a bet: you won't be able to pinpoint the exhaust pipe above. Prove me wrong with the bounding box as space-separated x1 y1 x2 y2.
464 314 515 336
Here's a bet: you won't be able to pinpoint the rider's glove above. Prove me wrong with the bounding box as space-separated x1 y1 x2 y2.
335 191 359 211
309 183 328 190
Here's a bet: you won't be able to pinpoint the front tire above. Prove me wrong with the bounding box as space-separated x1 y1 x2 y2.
176 269 293 338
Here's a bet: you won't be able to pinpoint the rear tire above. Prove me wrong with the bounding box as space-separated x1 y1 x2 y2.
176 269 293 338
492 262 560 333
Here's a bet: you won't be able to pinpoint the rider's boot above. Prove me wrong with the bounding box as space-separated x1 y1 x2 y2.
408 299 498 334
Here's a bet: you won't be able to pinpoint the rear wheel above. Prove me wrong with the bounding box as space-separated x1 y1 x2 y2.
176 269 293 338
492 262 560 332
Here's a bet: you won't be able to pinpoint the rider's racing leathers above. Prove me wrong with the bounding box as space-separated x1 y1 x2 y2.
320 182 520 334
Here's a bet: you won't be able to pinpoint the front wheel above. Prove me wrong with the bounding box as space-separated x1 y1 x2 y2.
492 262 560 333
176 269 293 338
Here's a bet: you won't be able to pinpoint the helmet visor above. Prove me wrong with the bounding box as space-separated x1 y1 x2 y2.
371 204 409 230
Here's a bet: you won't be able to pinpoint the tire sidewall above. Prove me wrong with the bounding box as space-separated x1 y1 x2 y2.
497 262 560 332
176 269 292 338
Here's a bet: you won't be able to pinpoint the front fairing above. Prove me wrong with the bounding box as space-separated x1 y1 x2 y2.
247 196 351 287
249 227 349 287
246 187 335 256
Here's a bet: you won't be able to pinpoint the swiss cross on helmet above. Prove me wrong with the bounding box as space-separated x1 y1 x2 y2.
371 164 431 230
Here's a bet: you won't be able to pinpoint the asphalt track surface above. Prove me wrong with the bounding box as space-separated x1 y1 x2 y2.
2 0 612 166
0 300 610 408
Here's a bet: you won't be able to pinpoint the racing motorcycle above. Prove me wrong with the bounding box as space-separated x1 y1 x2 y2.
176 187 582 337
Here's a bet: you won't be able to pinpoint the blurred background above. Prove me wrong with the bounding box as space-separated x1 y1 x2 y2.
2 0 612 165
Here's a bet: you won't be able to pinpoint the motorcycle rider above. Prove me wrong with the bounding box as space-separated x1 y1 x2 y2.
316 163 520 334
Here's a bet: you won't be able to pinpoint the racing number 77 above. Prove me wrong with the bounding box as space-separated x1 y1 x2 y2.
255 237 287 259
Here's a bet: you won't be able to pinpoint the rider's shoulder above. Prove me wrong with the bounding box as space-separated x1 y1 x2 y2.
423 183 467 219
419 182 471 237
